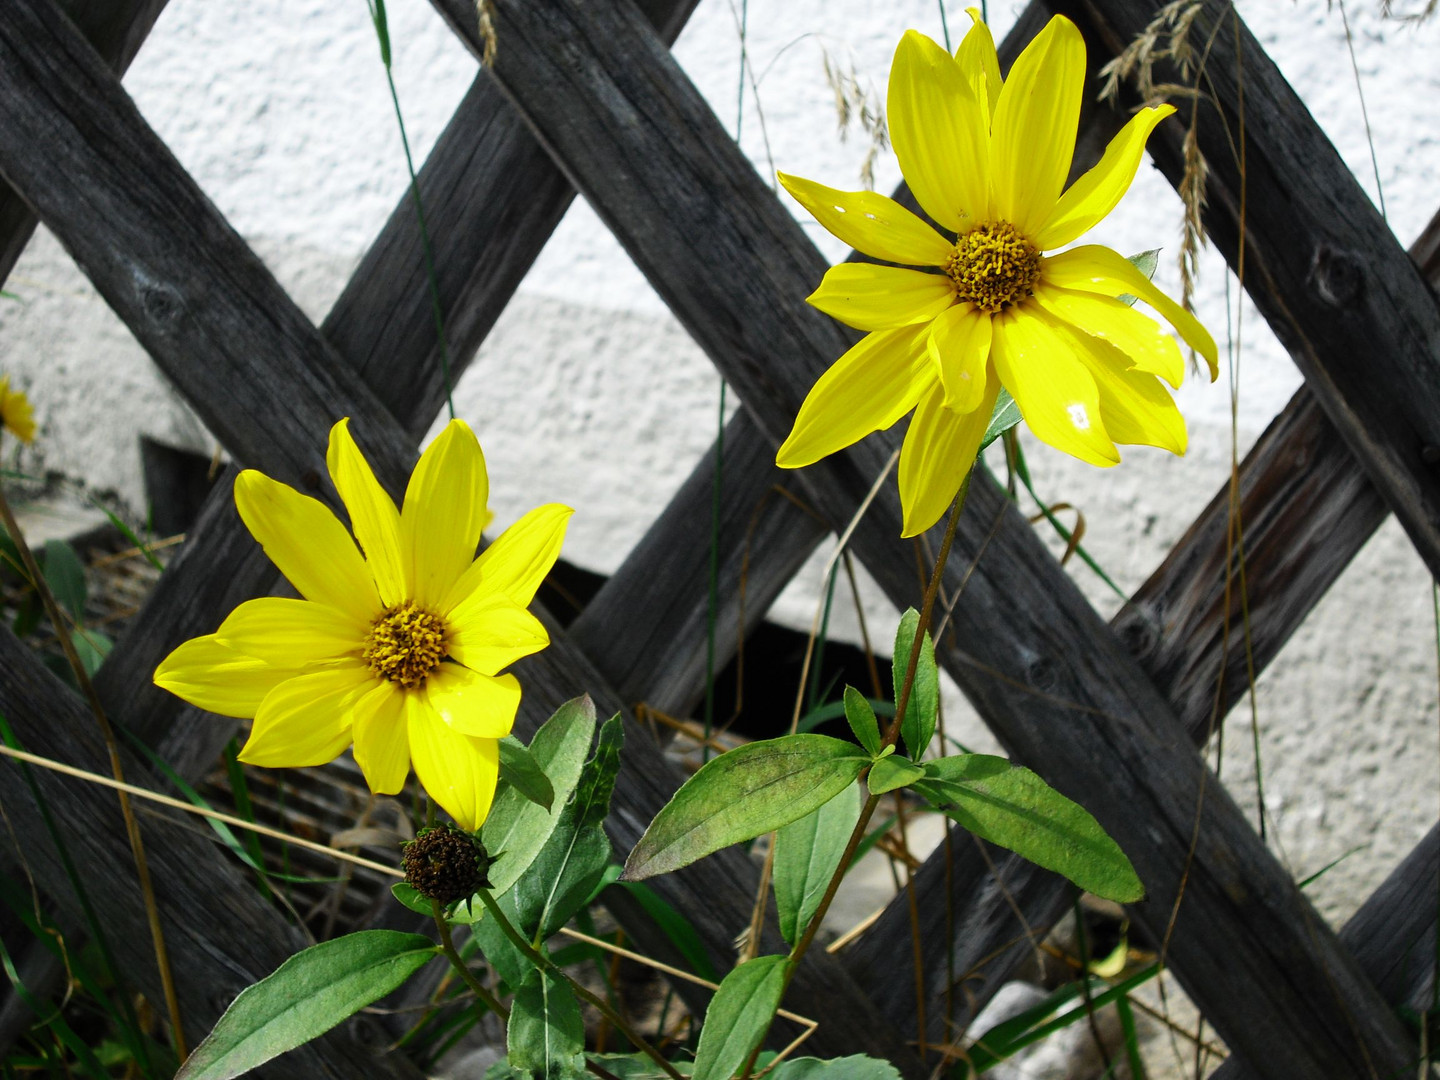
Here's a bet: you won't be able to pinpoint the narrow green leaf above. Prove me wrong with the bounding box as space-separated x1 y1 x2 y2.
842 686 881 756
773 783 861 947
611 880 719 983
892 610 938 761
866 756 925 797
508 968 586 1080
914 755 1143 902
499 735 555 812
623 735 869 881
692 955 788 1080
390 882 432 917
769 1056 902 1079
175 931 438 1080
483 696 596 895
510 715 623 939
979 388 1022 452
41 539 86 621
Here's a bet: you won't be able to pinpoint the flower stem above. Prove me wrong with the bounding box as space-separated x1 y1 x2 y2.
741 477 971 1077
0 458 187 1060
432 900 509 1018
474 888 683 1080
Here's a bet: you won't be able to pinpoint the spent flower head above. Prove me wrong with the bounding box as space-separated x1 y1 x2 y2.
0 375 36 445
155 417 571 830
777 12 1217 536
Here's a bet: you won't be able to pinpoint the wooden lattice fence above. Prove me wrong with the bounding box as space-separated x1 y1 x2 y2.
0 0 1438 1077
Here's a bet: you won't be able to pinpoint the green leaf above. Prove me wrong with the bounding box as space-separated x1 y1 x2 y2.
175 931 438 1080
979 388 1022 452
913 756 1143 902
483 697 596 895
470 889 528 988
692 955 788 1080
1118 249 1161 306
72 628 112 677
579 1055 695 1078
769 1056 902 1080
611 880 719 983
499 736 555 812
510 715 623 940
773 782 861 948
842 686 881 756
892 610 938 762
390 882 432 917
866 756 924 797
623 735 870 881
42 539 86 622
507 968 586 1080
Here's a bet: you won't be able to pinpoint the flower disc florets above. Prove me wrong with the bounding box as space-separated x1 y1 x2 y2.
943 222 1043 312
364 602 448 688
402 825 491 904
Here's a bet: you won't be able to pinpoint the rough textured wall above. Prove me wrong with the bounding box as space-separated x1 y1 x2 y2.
0 0 1438 926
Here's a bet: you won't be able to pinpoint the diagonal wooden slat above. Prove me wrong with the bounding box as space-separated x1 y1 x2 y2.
458 0 1418 1073
0 0 918 1065
0 0 169 283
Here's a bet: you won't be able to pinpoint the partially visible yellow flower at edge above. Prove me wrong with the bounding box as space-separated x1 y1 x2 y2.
0 376 36 444
154 418 571 831
776 12 1218 537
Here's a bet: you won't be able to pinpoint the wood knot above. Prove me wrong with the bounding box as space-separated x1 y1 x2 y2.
139 282 184 327
1307 244 1364 308
1115 605 1161 661
1026 656 1058 693
300 467 323 491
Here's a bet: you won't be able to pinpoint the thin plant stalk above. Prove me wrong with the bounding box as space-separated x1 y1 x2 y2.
431 900 508 1018
0 440 187 1060
742 475 972 1076
474 888 684 1080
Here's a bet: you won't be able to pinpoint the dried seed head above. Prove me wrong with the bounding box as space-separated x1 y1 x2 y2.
402 825 491 905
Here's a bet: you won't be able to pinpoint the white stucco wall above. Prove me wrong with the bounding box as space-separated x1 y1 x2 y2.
2 0 1439 939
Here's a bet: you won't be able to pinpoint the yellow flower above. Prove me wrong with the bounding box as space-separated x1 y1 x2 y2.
155 418 571 831
0 376 36 444
776 13 1217 536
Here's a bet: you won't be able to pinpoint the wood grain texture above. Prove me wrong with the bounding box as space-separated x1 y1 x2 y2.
0 630 424 1078
1056 0 1440 582
0 0 169 284
467 0 1415 1073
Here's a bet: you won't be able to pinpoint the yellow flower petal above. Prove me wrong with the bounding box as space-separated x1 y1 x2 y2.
239 664 373 768
990 15 1086 236
899 378 1000 537
1043 245 1219 378
806 264 956 331
447 595 550 676
926 304 992 413
351 681 410 795
1032 282 1184 388
776 324 935 468
778 173 954 267
327 418 406 607
423 664 521 739
0 376 36 444
1035 105 1176 250
440 503 573 614
234 470 381 626
888 30 990 231
991 308 1119 467
1042 312 1188 454
956 9 1002 119
408 701 501 831
153 635 292 719
402 419 490 610
212 596 364 668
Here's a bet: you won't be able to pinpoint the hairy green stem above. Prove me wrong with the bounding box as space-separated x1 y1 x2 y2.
433 900 508 1018
474 889 683 1080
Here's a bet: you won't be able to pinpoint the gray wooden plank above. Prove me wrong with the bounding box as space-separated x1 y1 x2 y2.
0 0 169 284
458 0 1417 1073
0 629 424 1078
0 0 914 1064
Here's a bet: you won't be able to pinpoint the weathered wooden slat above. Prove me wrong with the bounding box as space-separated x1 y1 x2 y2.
1 0 914 1064
0 630 423 1078
462 0 1416 1073
0 0 169 283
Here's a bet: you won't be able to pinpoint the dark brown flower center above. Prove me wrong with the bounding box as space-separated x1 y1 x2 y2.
364 602 447 688
943 221 1043 313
